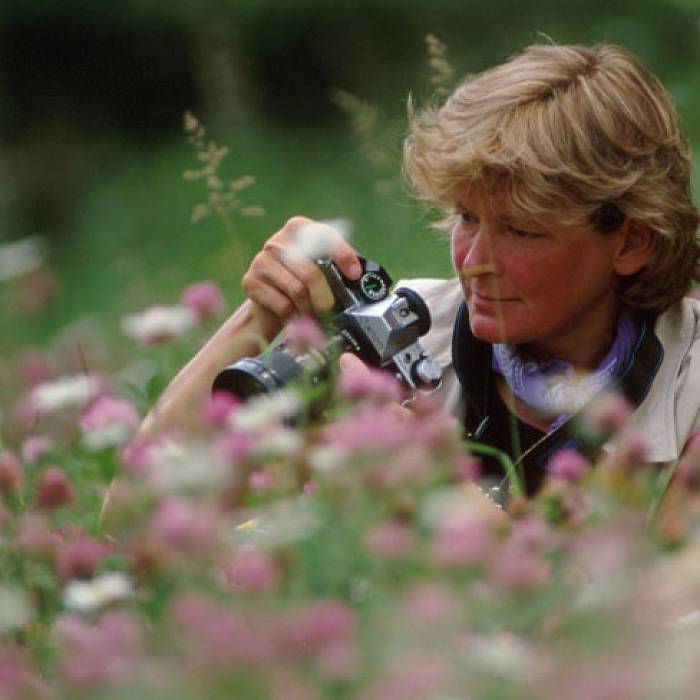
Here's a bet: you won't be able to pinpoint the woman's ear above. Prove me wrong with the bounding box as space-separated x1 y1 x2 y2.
613 219 655 277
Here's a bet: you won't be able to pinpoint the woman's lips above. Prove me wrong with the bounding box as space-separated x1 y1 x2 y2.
471 290 518 302
469 291 519 308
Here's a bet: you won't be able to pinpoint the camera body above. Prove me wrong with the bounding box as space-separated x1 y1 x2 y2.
212 256 442 401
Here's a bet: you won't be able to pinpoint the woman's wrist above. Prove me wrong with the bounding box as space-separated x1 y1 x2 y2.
140 300 281 436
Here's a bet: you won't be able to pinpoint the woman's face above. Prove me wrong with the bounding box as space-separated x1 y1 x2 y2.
451 195 628 367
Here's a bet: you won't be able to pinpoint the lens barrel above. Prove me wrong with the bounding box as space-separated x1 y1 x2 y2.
212 351 304 400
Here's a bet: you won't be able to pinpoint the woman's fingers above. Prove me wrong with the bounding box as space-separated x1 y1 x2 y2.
242 216 363 326
330 241 363 281
244 256 315 317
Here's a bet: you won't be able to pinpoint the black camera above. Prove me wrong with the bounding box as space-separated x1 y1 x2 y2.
212 256 442 402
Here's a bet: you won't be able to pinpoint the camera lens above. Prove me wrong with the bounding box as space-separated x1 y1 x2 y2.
212 351 303 400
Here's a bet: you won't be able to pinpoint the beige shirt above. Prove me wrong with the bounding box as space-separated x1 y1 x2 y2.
397 277 700 465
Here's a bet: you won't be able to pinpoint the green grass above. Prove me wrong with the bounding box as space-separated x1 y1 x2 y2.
0 124 453 356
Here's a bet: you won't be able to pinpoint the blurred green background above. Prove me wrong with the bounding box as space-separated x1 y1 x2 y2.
1 0 699 357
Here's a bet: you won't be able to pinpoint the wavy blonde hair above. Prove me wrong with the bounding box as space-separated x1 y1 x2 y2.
404 43 700 313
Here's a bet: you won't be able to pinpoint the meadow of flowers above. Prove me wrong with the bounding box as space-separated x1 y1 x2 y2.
1 29 700 700
1 275 700 700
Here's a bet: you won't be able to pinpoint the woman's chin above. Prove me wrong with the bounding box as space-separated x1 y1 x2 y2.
468 315 509 344
467 312 533 345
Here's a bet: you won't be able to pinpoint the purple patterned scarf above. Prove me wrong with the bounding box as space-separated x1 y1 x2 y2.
491 310 638 430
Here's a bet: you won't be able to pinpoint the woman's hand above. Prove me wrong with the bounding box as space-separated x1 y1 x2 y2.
242 216 362 339
139 217 361 437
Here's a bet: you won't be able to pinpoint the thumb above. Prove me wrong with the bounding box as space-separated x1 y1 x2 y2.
339 352 369 373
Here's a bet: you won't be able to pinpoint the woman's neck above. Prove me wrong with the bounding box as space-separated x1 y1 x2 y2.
518 304 621 372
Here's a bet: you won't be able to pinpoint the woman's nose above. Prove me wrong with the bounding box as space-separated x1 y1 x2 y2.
462 229 498 276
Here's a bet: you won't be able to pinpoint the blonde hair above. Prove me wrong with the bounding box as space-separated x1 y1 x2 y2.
404 43 700 313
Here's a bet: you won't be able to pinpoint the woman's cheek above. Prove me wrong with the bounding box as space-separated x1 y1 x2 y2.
451 228 469 272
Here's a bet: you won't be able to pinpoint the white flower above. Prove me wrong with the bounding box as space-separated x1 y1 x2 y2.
251 426 303 459
63 572 133 612
284 219 352 263
467 632 543 681
227 496 319 547
31 374 101 413
82 423 134 450
420 483 508 530
308 445 348 475
0 236 47 282
0 585 31 632
146 438 230 494
230 389 302 431
121 304 197 345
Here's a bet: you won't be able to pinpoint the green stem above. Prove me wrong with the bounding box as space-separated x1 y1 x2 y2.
646 461 679 530
465 441 525 498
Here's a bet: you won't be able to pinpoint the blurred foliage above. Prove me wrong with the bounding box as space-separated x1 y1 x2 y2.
0 0 698 357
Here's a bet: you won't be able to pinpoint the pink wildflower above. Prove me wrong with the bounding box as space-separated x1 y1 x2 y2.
368 445 433 488
430 518 494 568
150 498 220 555
364 520 416 559
222 546 279 593
56 537 110 580
547 448 590 481
55 612 142 688
315 639 361 680
285 315 326 351
487 540 551 591
583 391 632 434
204 390 239 427
324 405 411 452
20 435 53 463
359 652 451 700
36 467 73 510
510 515 553 551
170 593 270 667
268 669 320 700
80 395 139 432
338 358 402 403
556 661 641 700
410 398 460 447
0 647 49 699
181 280 225 320
403 582 459 626
120 434 161 474
215 430 255 463
16 347 53 387
17 514 61 556
249 469 273 492
120 430 184 475
0 450 22 496
303 479 318 495
79 396 140 449
453 455 481 481
278 600 356 658
603 428 650 472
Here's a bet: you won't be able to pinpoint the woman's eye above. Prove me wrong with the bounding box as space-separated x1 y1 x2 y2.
459 212 475 225
508 226 539 239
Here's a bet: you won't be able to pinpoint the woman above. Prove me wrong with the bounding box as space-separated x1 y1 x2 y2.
144 43 700 495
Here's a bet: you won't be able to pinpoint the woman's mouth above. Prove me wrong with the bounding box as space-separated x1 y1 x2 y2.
469 290 519 309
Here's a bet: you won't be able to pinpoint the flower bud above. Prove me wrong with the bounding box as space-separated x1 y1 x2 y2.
36 467 73 510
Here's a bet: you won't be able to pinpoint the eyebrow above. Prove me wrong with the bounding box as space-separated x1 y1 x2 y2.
455 202 519 226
